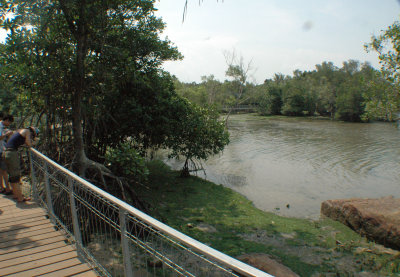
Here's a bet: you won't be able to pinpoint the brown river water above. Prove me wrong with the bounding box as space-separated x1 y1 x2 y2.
165 114 400 219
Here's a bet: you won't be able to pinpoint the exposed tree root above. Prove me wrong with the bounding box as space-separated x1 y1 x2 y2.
76 155 148 212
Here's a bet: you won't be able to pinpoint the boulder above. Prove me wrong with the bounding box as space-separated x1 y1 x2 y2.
321 196 400 250
237 253 299 277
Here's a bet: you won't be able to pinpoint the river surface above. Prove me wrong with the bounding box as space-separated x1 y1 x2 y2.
164 114 400 219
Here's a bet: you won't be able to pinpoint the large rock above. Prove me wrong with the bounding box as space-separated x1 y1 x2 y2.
321 196 400 250
237 253 299 277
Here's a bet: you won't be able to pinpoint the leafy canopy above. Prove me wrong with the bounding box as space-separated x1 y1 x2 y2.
0 0 230 180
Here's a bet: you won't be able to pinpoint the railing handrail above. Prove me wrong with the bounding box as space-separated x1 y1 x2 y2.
30 148 273 277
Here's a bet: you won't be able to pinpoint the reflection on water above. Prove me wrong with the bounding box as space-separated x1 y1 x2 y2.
164 114 400 219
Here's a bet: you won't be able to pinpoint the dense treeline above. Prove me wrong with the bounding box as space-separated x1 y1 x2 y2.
175 60 399 122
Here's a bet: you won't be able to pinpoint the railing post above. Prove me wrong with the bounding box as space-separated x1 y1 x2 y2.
119 208 133 277
28 150 38 201
43 163 55 218
68 176 83 257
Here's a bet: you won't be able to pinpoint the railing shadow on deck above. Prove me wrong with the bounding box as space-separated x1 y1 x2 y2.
28 148 273 277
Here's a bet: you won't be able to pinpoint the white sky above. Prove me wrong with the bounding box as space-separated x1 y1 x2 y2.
1 1 399 85
155 0 400 84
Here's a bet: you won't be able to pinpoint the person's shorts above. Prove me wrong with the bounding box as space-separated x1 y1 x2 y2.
0 152 6 171
4 150 20 182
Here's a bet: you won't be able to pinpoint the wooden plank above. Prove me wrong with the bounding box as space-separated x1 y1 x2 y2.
0 222 54 239
0 202 39 210
7 257 83 277
0 214 47 226
0 231 65 249
0 191 97 277
0 204 19 211
73 270 100 277
0 214 49 231
0 215 49 229
0 245 74 268
0 218 51 233
0 207 44 217
0 209 46 223
0 198 18 207
0 235 67 255
0 223 55 237
37 263 96 277
0 241 68 262
0 252 78 276
0 201 16 208
0 226 58 243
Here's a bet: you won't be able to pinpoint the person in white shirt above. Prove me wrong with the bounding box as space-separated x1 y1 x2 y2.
0 114 14 195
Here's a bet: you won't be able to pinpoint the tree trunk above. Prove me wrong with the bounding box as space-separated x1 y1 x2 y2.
72 87 87 176
180 158 190 178
72 2 89 177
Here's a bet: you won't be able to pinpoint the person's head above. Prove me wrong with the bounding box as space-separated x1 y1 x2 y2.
2 115 14 127
29 126 39 139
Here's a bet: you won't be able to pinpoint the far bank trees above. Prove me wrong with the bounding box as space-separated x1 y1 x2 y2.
175 59 396 122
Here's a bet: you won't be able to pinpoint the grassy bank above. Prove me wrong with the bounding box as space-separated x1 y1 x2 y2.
136 160 400 276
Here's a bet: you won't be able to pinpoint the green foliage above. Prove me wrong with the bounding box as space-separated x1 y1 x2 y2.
174 79 208 107
362 73 400 121
281 95 304 116
0 77 17 113
0 0 186 160
365 19 400 120
105 142 149 183
367 19 400 82
335 88 364 122
174 58 393 122
166 99 229 177
335 63 366 122
1 0 232 190
226 64 246 83
281 88 306 116
258 85 283 115
92 72 183 153
201 75 221 106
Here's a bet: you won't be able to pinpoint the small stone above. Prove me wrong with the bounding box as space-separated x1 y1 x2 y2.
194 224 217 233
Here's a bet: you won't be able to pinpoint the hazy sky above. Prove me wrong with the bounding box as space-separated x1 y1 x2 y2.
155 0 400 84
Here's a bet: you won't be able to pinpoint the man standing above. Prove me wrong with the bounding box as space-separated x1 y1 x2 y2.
4 126 38 202
0 114 14 195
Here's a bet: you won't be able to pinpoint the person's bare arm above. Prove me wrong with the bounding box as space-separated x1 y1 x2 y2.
0 130 12 140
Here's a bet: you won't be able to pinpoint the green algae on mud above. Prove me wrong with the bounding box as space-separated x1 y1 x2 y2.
137 160 400 276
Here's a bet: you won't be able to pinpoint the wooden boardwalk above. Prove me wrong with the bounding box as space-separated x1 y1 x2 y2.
0 194 98 277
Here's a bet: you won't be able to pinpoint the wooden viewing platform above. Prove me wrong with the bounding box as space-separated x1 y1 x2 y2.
0 194 98 277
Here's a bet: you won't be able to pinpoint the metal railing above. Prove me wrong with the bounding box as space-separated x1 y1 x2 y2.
28 148 272 277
